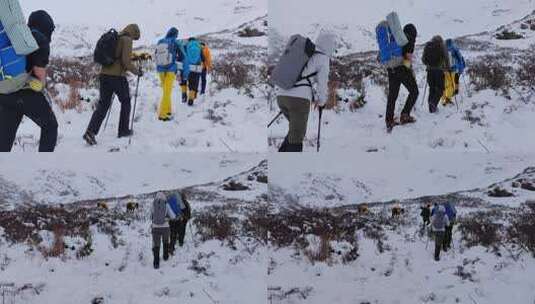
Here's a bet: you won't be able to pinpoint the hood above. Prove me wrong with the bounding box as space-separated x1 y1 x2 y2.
155 192 166 202
403 24 417 42
166 27 178 39
437 205 446 215
121 24 141 40
28 10 55 41
315 30 336 57
431 35 445 46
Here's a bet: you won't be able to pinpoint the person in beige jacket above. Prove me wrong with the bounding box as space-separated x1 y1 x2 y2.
83 24 143 146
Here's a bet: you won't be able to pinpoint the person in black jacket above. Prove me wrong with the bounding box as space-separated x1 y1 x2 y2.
177 194 191 247
385 23 419 133
0 10 57 152
422 35 450 113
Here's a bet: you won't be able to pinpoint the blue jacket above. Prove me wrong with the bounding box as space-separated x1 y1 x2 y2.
444 202 457 222
446 40 466 74
156 28 190 77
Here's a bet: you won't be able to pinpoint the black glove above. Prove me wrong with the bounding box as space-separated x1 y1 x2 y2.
137 69 144 77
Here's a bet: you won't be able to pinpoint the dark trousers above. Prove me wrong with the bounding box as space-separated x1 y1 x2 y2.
434 231 445 260
86 75 131 136
386 66 419 123
0 89 58 152
169 219 188 253
188 72 201 93
427 70 445 112
201 68 208 94
444 224 453 249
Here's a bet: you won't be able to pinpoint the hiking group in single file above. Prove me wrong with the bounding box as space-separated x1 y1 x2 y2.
271 11 467 151
0 0 213 152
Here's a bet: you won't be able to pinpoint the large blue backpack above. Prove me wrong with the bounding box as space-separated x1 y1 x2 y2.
376 12 408 68
447 40 466 75
186 39 202 66
0 21 28 90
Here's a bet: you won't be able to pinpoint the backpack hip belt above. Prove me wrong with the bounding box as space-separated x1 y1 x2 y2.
190 64 202 73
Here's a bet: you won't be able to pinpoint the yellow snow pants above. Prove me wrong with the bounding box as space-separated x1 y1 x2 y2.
159 72 176 119
442 72 457 105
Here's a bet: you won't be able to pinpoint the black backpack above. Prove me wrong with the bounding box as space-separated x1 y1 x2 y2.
94 29 119 66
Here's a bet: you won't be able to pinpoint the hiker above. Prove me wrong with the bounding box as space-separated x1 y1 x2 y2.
0 9 58 152
167 191 191 255
443 201 457 250
83 24 143 146
275 31 336 152
200 42 213 95
385 24 419 133
155 27 188 121
420 203 431 227
442 39 466 105
180 37 203 106
431 205 450 261
422 35 450 113
151 192 175 269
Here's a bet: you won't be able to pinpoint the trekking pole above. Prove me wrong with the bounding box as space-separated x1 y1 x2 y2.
421 78 428 108
462 75 472 97
103 101 113 132
129 68 142 146
317 107 323 152
267 111 283 128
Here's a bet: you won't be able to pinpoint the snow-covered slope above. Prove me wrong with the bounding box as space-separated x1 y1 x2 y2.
270 0 535 54
269 152 535 208
12 2 268 153
0 154 265 209
267 157 535 304
22 0 267 57
0 156 268 304
269 3 535 154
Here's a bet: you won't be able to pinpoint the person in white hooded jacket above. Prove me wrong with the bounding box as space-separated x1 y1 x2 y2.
277 31 336 152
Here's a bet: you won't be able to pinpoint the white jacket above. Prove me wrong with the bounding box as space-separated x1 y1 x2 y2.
278 53 330 106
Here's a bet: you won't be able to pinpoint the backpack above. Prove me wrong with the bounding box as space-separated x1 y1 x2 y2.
448 41 466 74
423 39 447 68
152 196 168 226
94 29 120 66
166 193 183 219
271 34 322 90
186 39 202 66
155 38 176 68
376 12 408 68
0 18 38 94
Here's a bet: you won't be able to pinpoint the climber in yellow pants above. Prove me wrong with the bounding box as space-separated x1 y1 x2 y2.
442 71 457 106
158 72 176 121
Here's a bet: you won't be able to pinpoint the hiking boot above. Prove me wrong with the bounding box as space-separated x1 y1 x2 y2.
434 256 440 262
163 242 170 261
158 117 171 122
386 120 396 134
118 130 134 138
400 114 416 125
188 100 194 106
153 247 160 269
83 131 97 146
278 137 289 152
285 143 303 152
429 104 438 114
182 93 188 103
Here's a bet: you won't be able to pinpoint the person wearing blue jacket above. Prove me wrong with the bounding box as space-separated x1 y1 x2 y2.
166 191 191 255
181 37 203 106
155 27 189 121
443 201 457 250
446 39 466 96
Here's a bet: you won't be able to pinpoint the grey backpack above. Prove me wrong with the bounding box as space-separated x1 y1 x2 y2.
386 12 408 47
152 195 167 226
271 34 320 90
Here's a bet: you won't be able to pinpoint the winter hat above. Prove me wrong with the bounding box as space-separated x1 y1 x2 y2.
28 10 55 41
403 24 417 42
166 27 179 39
315 30 336 58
